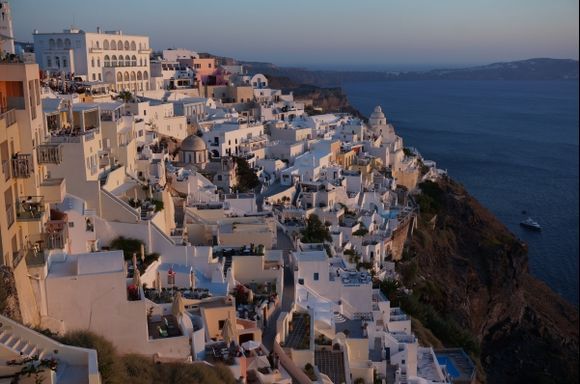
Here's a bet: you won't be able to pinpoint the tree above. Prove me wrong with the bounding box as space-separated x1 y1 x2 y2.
233 157 260 193
301 214 332 244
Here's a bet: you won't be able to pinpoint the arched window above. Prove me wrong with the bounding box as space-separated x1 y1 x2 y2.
97 58 100 67
124 41 130 50
64 38 71 48
137 71 142 80
131 55 137 66
110 40 116 50
96 41 100 49
125 55 131 66
117 40 123 50
124 72 129 81
91 58 95 67
130 71 136 81
103 40 109 50
49 39 55 49
57 38 63 49
104 55 110 67
143 71 149 80
130 41 136 51
116 72 122 82
111 55 117 66
118 56 124 66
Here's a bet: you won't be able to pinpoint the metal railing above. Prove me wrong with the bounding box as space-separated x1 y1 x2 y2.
11 153 32 178
16 196 45 221
37 144 63 164
0 109 16 127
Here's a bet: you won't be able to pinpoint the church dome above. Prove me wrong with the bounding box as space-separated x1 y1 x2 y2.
181 134 207 152
369 105 386 124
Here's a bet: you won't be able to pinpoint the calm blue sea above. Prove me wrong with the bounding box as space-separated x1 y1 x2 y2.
343 80 579 305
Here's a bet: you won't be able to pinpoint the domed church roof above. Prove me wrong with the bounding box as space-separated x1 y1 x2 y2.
181 134 207 151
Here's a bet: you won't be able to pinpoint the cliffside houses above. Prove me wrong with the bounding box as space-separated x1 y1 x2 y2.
0 12 466 383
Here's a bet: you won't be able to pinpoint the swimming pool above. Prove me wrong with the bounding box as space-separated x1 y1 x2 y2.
436 356 460 379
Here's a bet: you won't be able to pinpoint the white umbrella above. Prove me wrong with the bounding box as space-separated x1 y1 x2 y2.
133 268 141 288
221 317 236 344
156 271 162 293
241 340 261 351
172 292 185 318
189 269 195 289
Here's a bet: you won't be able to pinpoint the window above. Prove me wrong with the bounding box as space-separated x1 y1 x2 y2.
91 58 95 67
298 278 304 285
62 57 67 68
97 58 100 67
218 320 225 330
98 74 102 81
92 74 96 80
313 273 319 281
47 56 52 67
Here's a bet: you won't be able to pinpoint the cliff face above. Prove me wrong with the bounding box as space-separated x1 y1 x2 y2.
404 178 578 383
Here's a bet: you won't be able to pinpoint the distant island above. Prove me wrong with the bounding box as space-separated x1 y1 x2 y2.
238 58 579 86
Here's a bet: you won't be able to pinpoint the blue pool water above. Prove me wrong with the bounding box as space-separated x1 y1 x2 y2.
437 356 460 378
343 80 579 305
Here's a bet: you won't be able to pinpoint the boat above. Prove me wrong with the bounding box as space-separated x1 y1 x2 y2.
520 217 541 231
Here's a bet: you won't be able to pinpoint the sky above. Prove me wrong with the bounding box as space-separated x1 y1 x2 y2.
10 0 580 70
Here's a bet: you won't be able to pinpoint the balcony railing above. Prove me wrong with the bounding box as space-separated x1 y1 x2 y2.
11 153 32 178
0 109 16 128
12 249 25 268
44 220 69 250
37 144 63 164
16 196 45 221
1 159 10 181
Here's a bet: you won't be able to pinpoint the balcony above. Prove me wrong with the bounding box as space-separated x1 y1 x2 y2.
16 196 45 221
37 144 63 164
89 47 103 53
44 219 69 250
0 109 16 128
11 153 32 178
40 178 66 203
1 159 10 181
12 249 25 268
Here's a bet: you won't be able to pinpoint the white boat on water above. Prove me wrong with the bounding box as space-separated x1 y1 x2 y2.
520 217 541 231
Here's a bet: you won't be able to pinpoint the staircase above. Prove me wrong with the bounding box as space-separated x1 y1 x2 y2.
0 329 49 360
0 315 100 384
222 255 232 277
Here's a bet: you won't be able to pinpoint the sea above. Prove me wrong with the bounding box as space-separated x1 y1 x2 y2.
342 80 579 305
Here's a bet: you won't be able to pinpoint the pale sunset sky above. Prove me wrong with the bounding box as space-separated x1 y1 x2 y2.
10 0 580 70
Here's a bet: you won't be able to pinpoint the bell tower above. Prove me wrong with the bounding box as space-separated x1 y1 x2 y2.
0 1 15 55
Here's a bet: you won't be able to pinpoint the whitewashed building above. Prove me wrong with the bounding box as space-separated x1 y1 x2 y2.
33 28 151 91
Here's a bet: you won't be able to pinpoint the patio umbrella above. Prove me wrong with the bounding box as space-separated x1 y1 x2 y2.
241 340 261 351
133 268 141 288
189 269 195 289
221 317 237 344
156 271 162 293
248 355 271 370
172 292 186 318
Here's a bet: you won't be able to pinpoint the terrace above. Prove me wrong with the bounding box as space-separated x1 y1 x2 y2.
46 106 100 142
147 314 182 340
435 348 476 384
16 196 45 221
283 312 311 350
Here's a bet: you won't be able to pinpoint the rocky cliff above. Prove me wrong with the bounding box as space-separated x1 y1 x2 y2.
401 178 579 383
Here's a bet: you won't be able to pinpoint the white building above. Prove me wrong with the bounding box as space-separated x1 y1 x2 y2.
0 0 15 54
33 28 151 91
